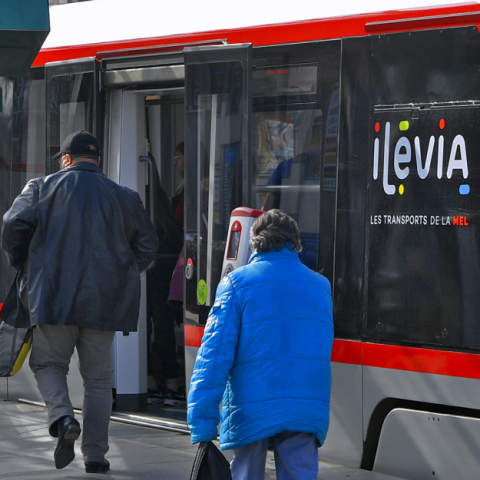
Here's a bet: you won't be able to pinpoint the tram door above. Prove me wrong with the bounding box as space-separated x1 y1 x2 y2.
3 58 103 406
183 45 252 386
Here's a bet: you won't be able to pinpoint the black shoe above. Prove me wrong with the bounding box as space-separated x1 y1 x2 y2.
54 416 81 469
85 458 110 473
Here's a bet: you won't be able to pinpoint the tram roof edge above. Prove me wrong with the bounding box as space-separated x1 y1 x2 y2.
32 1 480 67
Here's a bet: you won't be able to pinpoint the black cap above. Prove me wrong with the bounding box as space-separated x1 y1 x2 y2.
53 130 101 161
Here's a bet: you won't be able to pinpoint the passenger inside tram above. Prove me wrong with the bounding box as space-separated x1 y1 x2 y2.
257 112 330 275
167 141 186 312
146 152 185 404
261 148 322 211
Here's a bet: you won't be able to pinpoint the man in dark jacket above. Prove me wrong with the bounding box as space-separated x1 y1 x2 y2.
1 131 159 473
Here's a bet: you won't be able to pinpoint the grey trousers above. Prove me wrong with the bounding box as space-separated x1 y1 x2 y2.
29 324 115 462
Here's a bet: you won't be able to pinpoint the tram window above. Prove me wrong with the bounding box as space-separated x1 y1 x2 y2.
0 72 46 301
251 43 340 280
11 73 46 196
48 72 94 173
0 78 14 301
253 107 332 276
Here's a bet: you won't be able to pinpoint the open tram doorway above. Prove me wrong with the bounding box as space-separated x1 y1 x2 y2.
105 82 186 419
144 90 187 411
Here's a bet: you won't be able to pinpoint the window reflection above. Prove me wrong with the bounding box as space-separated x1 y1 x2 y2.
0 73 46 299
252 74 339 279
48 72 94 173
10 76 45 191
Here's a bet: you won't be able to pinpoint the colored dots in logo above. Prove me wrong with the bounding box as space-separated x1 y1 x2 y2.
399 184 405 195
459 184 470 195
399 121 409 131
439 119 445 129
375 122 381 132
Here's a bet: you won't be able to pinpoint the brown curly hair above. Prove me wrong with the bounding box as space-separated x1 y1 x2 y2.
249 209 302 253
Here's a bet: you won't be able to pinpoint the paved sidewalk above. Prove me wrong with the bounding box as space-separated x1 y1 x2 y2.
0 400 406 480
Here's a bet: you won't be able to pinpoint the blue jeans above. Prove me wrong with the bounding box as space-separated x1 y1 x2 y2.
230 431 319 480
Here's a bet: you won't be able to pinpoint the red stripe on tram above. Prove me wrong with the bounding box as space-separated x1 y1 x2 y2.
185 330 480 380
362 342 480 380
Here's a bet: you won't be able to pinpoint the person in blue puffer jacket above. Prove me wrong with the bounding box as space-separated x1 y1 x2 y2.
187 209 334 480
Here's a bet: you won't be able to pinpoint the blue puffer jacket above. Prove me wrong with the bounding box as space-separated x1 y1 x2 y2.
187 247 333 450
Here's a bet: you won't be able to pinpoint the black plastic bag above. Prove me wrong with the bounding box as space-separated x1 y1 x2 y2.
190 441 232 480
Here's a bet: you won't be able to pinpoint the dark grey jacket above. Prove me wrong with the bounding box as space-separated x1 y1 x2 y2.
1 162 159 332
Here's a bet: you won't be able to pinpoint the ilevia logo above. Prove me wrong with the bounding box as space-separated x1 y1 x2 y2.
373 119 470 196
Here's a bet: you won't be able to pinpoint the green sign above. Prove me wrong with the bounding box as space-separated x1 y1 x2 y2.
197 280 208 305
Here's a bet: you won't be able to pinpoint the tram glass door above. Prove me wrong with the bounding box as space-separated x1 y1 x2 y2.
183 44 252 384
7 58 103 408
